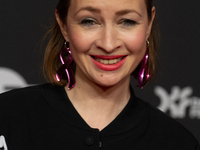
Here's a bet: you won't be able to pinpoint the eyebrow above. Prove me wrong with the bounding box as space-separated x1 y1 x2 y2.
116 9 142 17
74 6 142 17
74 6 101 16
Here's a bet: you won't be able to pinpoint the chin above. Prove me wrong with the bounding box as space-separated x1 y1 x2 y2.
96 83 118 89
94 76 127 89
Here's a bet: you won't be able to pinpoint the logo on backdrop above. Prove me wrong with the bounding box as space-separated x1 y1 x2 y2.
0 67 28 93
155 86 200 119
0 136 8 150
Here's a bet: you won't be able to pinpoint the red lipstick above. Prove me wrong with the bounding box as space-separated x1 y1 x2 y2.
91 55 127 71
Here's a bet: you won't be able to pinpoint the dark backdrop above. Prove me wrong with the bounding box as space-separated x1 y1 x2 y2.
0 0 200 143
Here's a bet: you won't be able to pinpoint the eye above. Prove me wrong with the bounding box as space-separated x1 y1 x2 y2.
121 19 137 27
80 18 97 26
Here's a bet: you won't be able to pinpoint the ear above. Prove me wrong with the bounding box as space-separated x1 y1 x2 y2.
146 6 156 40
55 9 70 42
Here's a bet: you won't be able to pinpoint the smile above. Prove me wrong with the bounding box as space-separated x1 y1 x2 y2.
90 55 127 71
91 55 126 64
95 57 122 65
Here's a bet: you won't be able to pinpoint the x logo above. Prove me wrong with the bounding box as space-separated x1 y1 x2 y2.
0 136 7 150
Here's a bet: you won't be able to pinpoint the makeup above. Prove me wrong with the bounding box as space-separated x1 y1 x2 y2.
91 55 127 71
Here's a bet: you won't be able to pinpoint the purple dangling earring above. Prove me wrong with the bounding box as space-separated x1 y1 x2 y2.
138 40 150 89
56 42 75 89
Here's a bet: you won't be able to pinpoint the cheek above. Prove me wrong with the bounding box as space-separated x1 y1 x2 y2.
122 27 148 71
67 27 95 54
124 28 147 54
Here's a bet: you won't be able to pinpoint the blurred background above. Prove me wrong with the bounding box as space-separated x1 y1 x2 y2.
0 0 200 143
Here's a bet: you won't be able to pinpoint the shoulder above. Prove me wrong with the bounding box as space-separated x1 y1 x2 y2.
0 83 50 100
144 101 188 132
0 83 65 127
142 100 200 149
0 84 66 148
0 83 60 98
0 83 63 111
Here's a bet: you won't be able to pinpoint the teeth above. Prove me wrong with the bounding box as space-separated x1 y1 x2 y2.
104 60 109 64
108 59 114 64
95 58 122 65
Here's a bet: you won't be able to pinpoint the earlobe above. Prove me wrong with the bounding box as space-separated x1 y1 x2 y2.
55 9 69 42
146 6 156 39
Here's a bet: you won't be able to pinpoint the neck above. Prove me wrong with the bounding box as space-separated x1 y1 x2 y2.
65 72 131 130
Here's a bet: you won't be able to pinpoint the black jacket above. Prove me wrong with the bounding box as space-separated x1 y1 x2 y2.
0 84 199 150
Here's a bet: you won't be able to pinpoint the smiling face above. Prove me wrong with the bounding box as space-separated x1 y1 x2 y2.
56 0 155 88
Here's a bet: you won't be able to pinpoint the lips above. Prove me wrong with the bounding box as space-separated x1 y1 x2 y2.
90 55 127 71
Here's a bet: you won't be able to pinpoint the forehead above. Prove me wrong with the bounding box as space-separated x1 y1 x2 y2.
69 0 146 14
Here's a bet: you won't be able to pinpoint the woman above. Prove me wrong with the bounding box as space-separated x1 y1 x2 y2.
0 0 199 149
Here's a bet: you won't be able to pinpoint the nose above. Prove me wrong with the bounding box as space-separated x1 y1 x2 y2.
95 25 122 53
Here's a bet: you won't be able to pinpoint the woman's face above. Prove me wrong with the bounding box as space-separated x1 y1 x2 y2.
57 0 155 87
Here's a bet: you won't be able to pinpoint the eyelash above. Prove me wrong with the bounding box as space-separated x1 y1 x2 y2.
80 19 97 26
120 19 137 27
80 18 137 27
